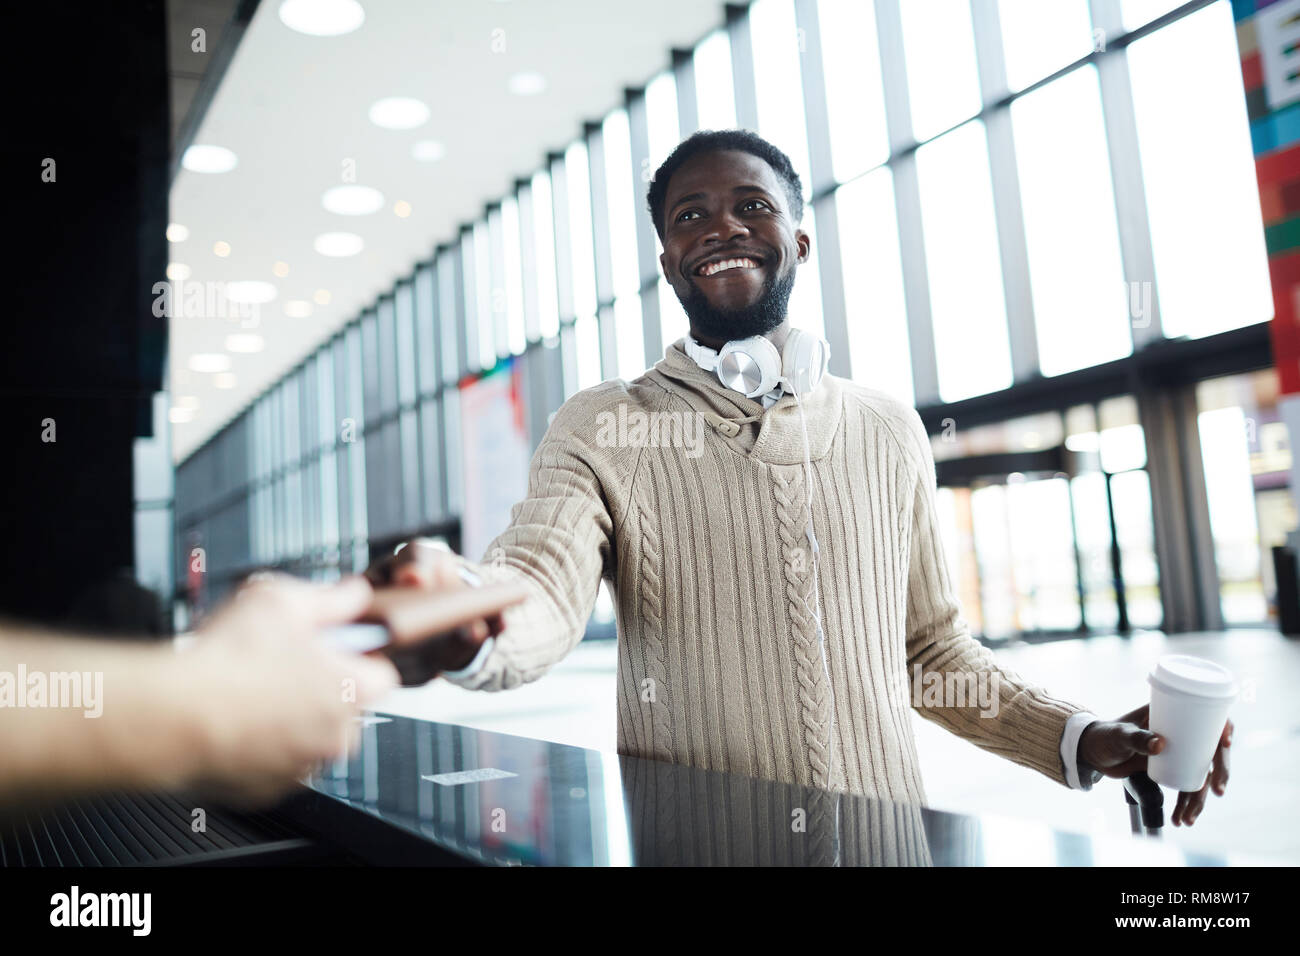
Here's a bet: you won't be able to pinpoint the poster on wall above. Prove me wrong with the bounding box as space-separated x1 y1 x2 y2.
1239 0 1300 496
459 357 531 563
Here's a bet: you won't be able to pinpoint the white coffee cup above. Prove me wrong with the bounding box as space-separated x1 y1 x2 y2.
1146 654 1237 792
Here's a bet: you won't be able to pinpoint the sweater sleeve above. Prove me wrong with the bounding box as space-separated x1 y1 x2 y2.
441 400 616 692
899 408 1091 788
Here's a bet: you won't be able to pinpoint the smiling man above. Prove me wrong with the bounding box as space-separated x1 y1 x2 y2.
377 130 1231 826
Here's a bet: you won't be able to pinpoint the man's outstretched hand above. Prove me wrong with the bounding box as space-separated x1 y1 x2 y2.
363 539 513 685
1077 704 1233 827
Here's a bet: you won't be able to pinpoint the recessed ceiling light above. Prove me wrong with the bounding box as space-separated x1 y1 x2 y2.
508 72 546 96
314 232 364 257
169 407 196 424
226 333 265 353
322 184 385 215
176 395 201 410
368 96 429 130
393 200 412 218
213 241 231 257
411 140 445 162
313 289 332 305
167 263 191 281
182 144 238 173
225 280 278 304
213 372 238 389
188 353 231 373
278 0 365 36
167 223 189 242
284 300 313 318
272 261 290 277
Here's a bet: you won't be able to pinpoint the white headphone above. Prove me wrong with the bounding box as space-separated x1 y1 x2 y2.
683 328 829 400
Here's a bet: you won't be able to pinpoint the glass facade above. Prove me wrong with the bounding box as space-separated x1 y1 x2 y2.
175 0 1273 638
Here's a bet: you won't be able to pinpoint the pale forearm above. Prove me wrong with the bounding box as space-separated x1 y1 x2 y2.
0 627 210 799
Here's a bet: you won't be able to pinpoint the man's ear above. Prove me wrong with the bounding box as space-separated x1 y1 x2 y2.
659 249 669 277
795 228 812 264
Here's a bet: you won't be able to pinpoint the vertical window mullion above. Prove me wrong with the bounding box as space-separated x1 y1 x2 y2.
971 0 1039 381
875 0 940 404
1088 0 1164 347
727 3 760 129
795 0 851 379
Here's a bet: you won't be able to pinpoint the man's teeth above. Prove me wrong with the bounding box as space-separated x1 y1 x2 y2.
700 257 759 277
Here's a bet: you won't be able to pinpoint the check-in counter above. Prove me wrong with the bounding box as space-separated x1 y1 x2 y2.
282 712 1247 867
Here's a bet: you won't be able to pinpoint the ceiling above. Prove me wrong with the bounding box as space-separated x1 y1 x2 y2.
167 0 732 461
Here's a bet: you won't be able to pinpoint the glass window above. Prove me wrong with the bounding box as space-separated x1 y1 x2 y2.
1011 66 1130 376
500 197 528 356
400 409 421 531
898 0 982 142
1120 0 1186 32
658 276 690 347
285 375 301 469
531 170 561 338
1006 476 1082 630
565 141 599 321
787 203 825 341
1111 469 1161 628
1070 471 1120 631
645 72 680 182
935 486 984 635
459 232 480 372
298 356 318 461
835 167 913 403
377 298 399 414
575 312 602 389
395 282 417 406
316 346 335 450
442 387 463 516
487 205 511 361
998 0 1095 93
614 294 646 380
438 252 461 384
694 29 737 132
751 0 814 200
1099 395 1145 472
360 310 380 424
345 325 368 569
334 335 354 555
915 121 1014 401
1127 1 1272 339
320 446 339 556
604 109 641 301
413 264 438 395
817 0 890 182
419 396 443 524
1196 371 1288 625
473 220 496 369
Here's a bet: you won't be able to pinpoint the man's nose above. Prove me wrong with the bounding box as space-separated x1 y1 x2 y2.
701 207 750 243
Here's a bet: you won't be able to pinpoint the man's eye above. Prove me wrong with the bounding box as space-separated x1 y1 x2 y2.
742 199 769 211
677 210 701 222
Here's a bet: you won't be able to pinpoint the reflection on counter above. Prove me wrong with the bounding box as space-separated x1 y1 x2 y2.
296 713 1243 866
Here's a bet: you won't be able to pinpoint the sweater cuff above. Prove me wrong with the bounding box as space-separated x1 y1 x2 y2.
1061 711 1102 791
442 636 495 683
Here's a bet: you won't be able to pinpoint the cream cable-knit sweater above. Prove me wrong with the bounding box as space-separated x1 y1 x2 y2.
446 339 1090 802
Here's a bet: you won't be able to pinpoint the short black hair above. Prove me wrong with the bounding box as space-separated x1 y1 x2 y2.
646 129 804 240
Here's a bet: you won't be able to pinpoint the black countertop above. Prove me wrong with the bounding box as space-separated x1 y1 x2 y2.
285 712 1249 866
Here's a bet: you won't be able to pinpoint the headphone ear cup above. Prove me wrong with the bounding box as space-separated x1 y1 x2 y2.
717 335 782 398
782 329 829 396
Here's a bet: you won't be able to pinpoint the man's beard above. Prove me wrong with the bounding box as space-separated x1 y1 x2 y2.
677 265 796 344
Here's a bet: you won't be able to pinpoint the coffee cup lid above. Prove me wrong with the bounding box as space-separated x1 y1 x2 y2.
1148 654 1237 699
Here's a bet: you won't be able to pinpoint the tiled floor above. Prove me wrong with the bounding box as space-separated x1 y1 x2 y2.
373 627 1300 864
